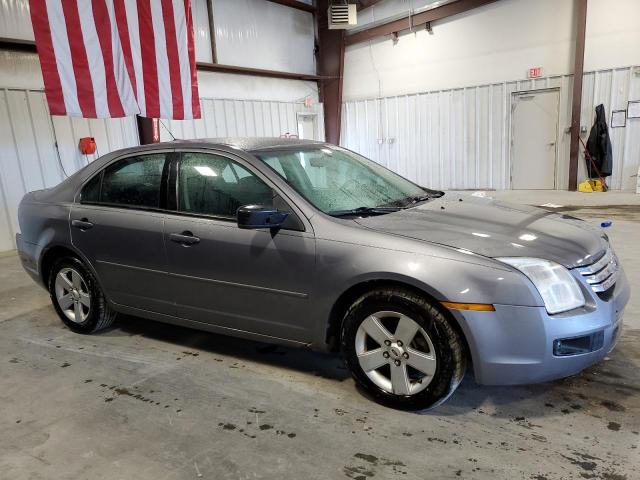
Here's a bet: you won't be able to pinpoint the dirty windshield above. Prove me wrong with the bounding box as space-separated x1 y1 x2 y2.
255 147 438 216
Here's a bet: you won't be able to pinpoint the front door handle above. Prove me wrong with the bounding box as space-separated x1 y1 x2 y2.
72 219 94 230
169 231 200 246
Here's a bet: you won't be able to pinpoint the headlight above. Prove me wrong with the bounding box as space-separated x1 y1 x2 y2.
497 257 585 314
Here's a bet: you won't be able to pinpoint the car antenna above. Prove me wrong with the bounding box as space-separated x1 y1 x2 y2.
159 119 176 141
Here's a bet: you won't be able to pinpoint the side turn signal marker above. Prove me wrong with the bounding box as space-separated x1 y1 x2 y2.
441 301 495 312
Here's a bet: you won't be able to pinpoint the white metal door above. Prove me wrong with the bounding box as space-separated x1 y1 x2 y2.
510 90 559 189
296 113 318 140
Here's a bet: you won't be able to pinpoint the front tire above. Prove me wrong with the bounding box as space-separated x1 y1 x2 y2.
341 287 466 410
48 256 116 334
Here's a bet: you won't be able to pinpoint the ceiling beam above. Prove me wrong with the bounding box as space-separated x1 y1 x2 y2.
265 0 315 13
356 0 385 10
0 39 320 81
345 0 499 46
0 37 36 52
568 0 588 191
197 62 320 81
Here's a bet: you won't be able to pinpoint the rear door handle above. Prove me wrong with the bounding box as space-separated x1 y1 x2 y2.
169 231 200 246
72 219 94 230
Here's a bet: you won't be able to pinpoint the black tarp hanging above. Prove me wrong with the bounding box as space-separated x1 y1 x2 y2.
585 104 613 178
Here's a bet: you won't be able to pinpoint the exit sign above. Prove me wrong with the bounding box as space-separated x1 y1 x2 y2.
528 67 543 78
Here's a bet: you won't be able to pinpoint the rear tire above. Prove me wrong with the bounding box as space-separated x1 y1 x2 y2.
48 256 116 334
341 287 465 410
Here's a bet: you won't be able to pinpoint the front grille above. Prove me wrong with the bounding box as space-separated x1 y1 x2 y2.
576 248 619 293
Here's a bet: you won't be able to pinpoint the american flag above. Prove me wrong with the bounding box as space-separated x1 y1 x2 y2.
29 0 201 120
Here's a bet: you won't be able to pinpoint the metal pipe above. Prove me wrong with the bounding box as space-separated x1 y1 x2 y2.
206 0 218 63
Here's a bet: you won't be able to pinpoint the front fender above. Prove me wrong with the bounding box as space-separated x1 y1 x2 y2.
310 236 543 349
318 237 542 305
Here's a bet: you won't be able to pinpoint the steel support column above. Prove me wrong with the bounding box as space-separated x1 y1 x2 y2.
568 0 588 191
316 0 345 145
136 116 160 145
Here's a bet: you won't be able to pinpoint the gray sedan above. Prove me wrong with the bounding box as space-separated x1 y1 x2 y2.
16 138 629 409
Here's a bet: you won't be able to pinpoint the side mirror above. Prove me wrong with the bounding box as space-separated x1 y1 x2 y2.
237 205 290 230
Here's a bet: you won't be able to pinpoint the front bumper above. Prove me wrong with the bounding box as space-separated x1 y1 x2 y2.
452 268 630 385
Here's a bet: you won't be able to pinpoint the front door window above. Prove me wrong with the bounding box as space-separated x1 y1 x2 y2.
178 152 274 217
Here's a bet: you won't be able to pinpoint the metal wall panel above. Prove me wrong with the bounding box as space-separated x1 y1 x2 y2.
192 0 214 63
0 89 138 252
0 0 32 40
341 66 640 191
160 97 325 141
212 0 315 75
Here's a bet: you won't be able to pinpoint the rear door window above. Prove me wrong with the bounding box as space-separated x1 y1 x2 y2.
80 172 102 203
81 153 168 209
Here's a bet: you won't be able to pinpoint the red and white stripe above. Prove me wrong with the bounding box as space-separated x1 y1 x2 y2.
30 0 200 119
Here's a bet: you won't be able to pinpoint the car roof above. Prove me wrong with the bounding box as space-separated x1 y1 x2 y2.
169 137 326 152
77 137 328 179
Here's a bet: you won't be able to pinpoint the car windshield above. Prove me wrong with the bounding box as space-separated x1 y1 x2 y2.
254 147 440 216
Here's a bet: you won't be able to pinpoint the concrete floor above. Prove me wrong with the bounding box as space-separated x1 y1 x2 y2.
1 191 639 480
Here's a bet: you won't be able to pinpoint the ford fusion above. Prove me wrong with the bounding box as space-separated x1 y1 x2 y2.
17 138 629 409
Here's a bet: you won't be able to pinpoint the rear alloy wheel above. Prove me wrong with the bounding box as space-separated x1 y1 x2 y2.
54 267 91 324
48 256 117 334
341 288 466 410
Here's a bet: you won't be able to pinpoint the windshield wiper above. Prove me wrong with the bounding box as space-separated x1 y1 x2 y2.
404 191 445 205
328 206 403 217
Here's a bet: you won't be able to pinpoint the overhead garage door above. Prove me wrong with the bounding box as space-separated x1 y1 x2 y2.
0 88 139 252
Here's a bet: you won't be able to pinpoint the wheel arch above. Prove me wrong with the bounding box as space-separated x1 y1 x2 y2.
325 278 473 367
40 244 100 291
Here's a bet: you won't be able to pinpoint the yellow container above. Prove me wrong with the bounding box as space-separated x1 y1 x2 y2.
578 180 594 192
589 179 604 192
578 179 604 192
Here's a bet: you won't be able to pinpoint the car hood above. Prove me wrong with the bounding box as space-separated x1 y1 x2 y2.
354 194 608 268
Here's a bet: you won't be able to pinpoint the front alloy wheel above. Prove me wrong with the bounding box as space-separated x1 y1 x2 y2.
341 288 466 410
355 311 437 396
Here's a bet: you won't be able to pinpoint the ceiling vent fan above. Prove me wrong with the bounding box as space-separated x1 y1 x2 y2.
328 3 357 29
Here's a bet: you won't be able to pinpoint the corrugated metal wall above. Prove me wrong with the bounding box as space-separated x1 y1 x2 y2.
341 66 640 191
0 88 139 252
160 97 324 141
